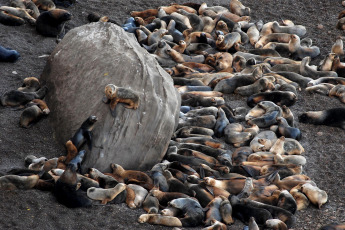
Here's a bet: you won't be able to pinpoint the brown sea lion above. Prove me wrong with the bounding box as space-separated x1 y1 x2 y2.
138 214 182 227
0 6 35 25
17 77 40 92
0 174 39 190
229 0 250 16
86 183 126 204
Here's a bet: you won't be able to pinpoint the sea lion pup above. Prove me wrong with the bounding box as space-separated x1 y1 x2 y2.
275 117 301 140
265 219 288 230
229 0 250 16
250 130 278 152
0 174 39 190
0 9 25 26
318 53 337 71
88 168 119 188
0 45 20 62
138 214 182 227
290 184 309 211
247 91 297 107
300 56 338 79
172 40 187 54
150 189 190 207
143 193 160 214
111 163 153 190
224 123 256 147
17 77 40 92
0 6 36 25
86 183 126 204
247 24 260 46
54 164 92 208
331 36 344 57
301 183 328 209
168 197 204 227
271 21 306 37
320 223 345 230
234 77 275 96
329 84 345 103
19 99 49 128
214 107 229 137
276 189 297 214
230 195 273 226
299 107 345 129
289 34 320 60
215 32 241 51
203 196 223 226
127 184 148 207
214 66 263 94
103 83 140 114
173 126 214 139
71 115 97 151
0 86 48 107
65 140 77 164
176 9 203 32
246 101 283 128
130 9 158 18
255 33 292 49
175 137 224 149
32 0 55 10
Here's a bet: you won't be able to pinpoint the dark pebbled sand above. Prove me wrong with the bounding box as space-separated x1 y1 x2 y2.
0 0 344 229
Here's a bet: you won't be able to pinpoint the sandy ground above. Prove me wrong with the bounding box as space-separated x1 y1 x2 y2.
0 0 344 229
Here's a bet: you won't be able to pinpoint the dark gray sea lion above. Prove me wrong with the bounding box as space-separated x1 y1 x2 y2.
247 91 297 107
71 115 97 151
1 86 48 107
299 108 345 129
36 9 71 38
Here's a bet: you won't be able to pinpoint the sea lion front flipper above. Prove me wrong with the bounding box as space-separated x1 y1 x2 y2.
102 96 110 104
110 106 117 117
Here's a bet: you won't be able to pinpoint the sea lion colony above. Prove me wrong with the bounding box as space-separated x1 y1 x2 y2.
1 0 345 229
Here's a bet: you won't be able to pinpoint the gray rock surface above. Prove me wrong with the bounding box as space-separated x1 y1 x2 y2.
40 22 180 172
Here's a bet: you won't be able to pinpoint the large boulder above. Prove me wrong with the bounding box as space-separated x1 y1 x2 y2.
40 22 180 172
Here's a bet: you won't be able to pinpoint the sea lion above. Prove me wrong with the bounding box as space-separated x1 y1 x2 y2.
290 185 310 211
299 108 345 129
87 183 126 204
36 9 71 37
214 66 262 94
168 197 204 227
0 10 25 26
235 77 275 96
130 9 158 18
289 34 320 60
65 140 78 164
0 174 39 190
0 6 36 25
229 0 250 16
19 100 49 128
276 190 297 214
143 194 160 214
32 0 55 10
17 77 40 92
224 123 256 147
214 107 229 138
300 56 338 79
307 77 345 86
247 25 260 46
247 91 297 107
181 95 224 107
0 86 48 107
320 223 345 230
138 214 182 227
54 164 92 208
0 45 20 62
246 101 283 128
271 21 306 37
68 150 86 173
300 183 328 208
177 9 203 32
275 117 301 140
250 130 278 152
88 168 119 189
204 196 223 226
175 137 224 149
178 115 216 129
111 163 153 190
319 53 337 71
103 84 140 116
265 219 288 230
255 33 292 49
150 189 190 207
71 115 97 151
173 126 214 139
329 84 345 103
127 184 148 207
331 36 344 57
215 32 241 51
